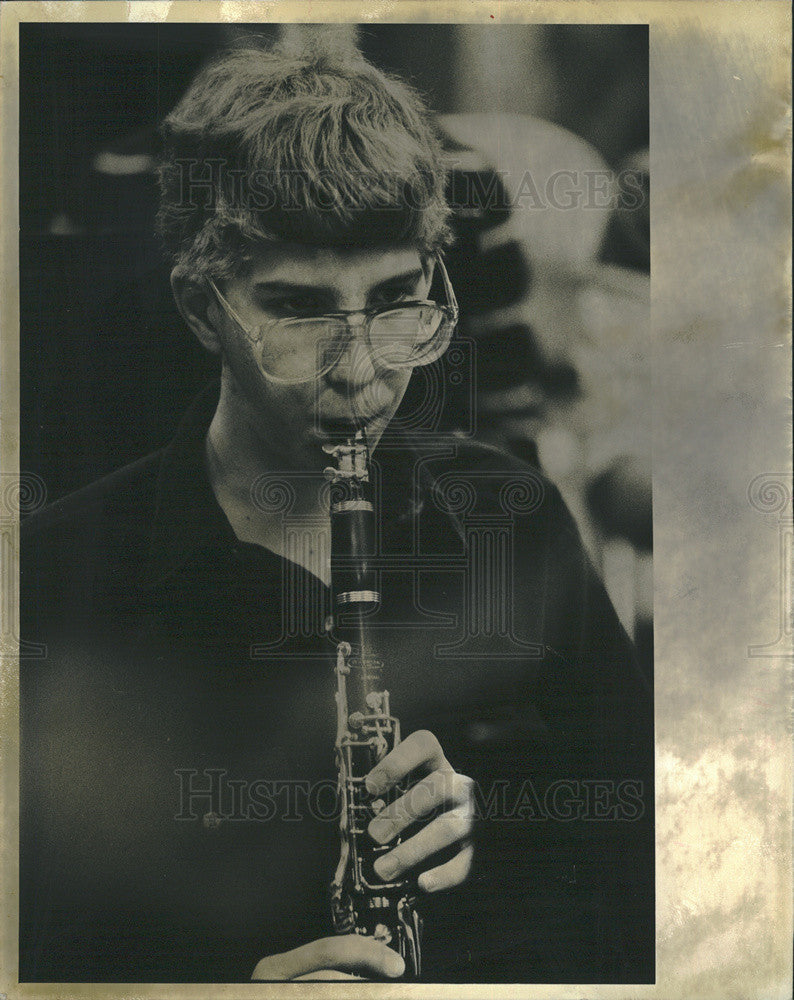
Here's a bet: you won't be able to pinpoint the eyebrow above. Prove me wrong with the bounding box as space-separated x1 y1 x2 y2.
371 268 425 293
252 269 425 301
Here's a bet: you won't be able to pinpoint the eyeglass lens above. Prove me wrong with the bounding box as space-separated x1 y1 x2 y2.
255 305 453 383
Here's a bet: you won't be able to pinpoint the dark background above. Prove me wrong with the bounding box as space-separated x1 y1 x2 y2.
18 32 654 982
19 22 648 501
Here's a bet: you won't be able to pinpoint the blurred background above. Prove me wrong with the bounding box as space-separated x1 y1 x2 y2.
19 22 651 662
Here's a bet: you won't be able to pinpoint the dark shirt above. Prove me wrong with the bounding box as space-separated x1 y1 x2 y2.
20 382 654 983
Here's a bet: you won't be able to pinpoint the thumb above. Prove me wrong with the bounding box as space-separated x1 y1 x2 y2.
252 935 406 980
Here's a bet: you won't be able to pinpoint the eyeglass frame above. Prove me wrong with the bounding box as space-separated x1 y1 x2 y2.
206 252 459 385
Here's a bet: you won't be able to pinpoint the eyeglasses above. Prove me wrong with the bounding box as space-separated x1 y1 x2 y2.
207 254 459 385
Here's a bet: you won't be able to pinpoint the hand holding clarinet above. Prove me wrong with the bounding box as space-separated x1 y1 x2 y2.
252 433 475 981
251 730 475 981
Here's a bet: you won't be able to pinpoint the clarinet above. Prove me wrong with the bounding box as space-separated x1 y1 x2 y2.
323 430 423 978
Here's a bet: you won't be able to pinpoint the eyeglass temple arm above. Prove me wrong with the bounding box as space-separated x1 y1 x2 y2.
434 252 459 318
206 277 251 330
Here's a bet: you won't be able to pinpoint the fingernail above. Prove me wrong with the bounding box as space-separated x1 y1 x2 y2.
365 772 383 796
386 952 405 978
368 817 392 843
419 871 435 892
374 854 398 880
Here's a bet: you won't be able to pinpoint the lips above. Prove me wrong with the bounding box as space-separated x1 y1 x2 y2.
311 406 393 442
314 384 396 430
315 415 363 437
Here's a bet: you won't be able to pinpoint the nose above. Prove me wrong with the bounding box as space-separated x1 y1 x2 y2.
324 315 379 389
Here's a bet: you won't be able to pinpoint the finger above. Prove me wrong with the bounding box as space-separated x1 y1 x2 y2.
251 935 405 980
369 770 474 844
418 840 475 893
294 971 365 980
374 806 473 881
366 729 452 797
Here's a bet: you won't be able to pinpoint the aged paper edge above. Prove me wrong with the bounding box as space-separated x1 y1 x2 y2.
1 2 791 999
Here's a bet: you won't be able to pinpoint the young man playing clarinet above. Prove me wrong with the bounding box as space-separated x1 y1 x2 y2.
20 41 653 983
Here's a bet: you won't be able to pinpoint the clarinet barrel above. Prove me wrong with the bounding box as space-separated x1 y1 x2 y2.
324 432 422 978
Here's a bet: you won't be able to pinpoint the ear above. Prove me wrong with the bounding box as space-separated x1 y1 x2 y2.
170 266 223 355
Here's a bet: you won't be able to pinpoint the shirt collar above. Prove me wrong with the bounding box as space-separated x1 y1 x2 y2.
139 380 235 589
138 381 455 590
